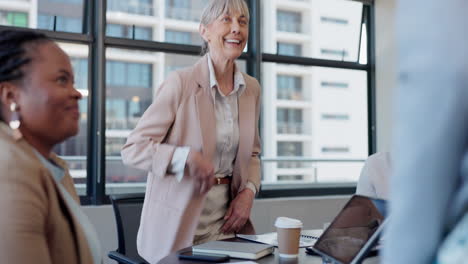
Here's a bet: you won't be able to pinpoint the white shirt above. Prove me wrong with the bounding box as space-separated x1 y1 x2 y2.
356 151 391 200
167 55 257 194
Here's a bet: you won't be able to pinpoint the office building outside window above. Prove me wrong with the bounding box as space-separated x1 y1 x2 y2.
277 10 302 33
277 42 302 56
107 0 154 16
262 0 368 186
0 11 28 27
0 0 374 200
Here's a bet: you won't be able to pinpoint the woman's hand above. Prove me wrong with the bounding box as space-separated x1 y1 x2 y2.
186 150 215 195
221 188 255 234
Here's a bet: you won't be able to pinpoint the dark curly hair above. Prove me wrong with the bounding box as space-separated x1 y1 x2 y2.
0 30 51 122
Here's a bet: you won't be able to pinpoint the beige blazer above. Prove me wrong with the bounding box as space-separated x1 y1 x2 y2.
121 55 261 263
0 123 94 264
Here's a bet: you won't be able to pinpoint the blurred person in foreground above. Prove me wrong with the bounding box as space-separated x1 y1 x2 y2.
0 30 101 264
383 0 468 263
121 0 261 262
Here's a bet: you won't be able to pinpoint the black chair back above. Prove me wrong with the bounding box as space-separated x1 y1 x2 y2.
109 193 148 264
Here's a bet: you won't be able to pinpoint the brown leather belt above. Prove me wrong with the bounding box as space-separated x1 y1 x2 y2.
214 177 231 185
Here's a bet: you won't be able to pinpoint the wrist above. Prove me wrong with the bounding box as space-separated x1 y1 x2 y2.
241 188 255 198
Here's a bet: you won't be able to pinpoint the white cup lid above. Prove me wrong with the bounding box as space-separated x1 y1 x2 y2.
275 217 303 228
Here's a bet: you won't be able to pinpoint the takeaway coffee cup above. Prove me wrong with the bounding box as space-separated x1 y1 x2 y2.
275 217 303 258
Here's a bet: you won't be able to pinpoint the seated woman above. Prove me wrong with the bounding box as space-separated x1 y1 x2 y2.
0 30 101 264
356 152 392 200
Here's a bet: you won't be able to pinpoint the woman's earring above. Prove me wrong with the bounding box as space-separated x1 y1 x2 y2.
9 102 22 140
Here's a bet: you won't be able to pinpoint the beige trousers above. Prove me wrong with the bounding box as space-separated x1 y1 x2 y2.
193 184 235 245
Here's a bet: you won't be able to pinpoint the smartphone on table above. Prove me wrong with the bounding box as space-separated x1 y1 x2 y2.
178 251 230 262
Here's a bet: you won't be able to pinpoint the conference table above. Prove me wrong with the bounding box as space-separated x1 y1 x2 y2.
158 238 380 264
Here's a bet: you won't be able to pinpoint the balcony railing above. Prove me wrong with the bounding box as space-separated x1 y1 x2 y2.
165 7 202 22
277 122 304 134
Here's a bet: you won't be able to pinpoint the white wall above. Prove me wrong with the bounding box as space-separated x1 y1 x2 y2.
82 1 398 262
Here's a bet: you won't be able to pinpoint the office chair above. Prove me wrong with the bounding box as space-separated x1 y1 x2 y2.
108 193 149 264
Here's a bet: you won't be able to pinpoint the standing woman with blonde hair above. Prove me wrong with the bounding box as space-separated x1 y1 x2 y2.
121 0 261 262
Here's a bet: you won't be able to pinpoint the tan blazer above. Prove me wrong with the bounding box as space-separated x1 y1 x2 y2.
121 55 261 263
0 123 94 264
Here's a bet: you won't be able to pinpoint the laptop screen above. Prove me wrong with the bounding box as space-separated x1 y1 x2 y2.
313 195 387 264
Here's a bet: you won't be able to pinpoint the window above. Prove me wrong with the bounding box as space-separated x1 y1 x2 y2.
277 42 302 56
165 30 192 45
277 142 303 169
1 0 86 32
321 81 349 89
321 48 349 59
277 108 303 134
277 10 302 33
263 0 364 62
322 113 350 120
262 63 368 186
106 61 152 89
165 0 205 22
53 43 89 196
0 0 374 202
278 175 303 181
38 15 81 33
321 16 348 25
107 24 152 40
277 75 303 100
278 142 303 156
321 147 350 153
107 0 154 16
0 11 28 27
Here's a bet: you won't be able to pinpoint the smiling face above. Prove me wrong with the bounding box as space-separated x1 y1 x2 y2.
16 42 82 147
200 10 249 61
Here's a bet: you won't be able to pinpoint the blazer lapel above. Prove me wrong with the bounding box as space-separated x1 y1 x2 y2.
193 55 216 161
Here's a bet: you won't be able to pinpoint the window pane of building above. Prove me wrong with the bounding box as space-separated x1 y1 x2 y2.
53 43 89 195
165 29 202 45
0 0 85 33
105 49 246 195
107 0 154 16
0 10 28 27
277 42 302 56
262 0 363 62
165 0 207 22
262 62 368 185
106 23 153 40
106 0 207 45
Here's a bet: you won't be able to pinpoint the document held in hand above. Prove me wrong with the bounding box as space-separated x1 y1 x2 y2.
192 241 275 260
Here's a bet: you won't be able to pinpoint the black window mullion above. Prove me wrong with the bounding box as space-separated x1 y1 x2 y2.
247 0 261 80
88 0 107 205
366 4 377 156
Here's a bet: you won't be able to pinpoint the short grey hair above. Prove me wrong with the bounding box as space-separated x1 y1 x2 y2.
199 0 250 55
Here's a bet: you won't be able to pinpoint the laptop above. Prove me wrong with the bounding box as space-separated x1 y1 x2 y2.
308 195 387 264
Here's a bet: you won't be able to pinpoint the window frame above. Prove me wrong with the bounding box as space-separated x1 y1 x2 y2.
0 0 375 204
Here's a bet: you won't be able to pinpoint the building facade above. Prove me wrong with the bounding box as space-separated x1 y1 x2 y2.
0 0 368 194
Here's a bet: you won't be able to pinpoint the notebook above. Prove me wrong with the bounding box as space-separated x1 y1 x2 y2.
309 195 387 264
236 229 322 247
192 241 274 260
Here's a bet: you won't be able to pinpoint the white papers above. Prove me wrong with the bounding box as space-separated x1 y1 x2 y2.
236 229 322 248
